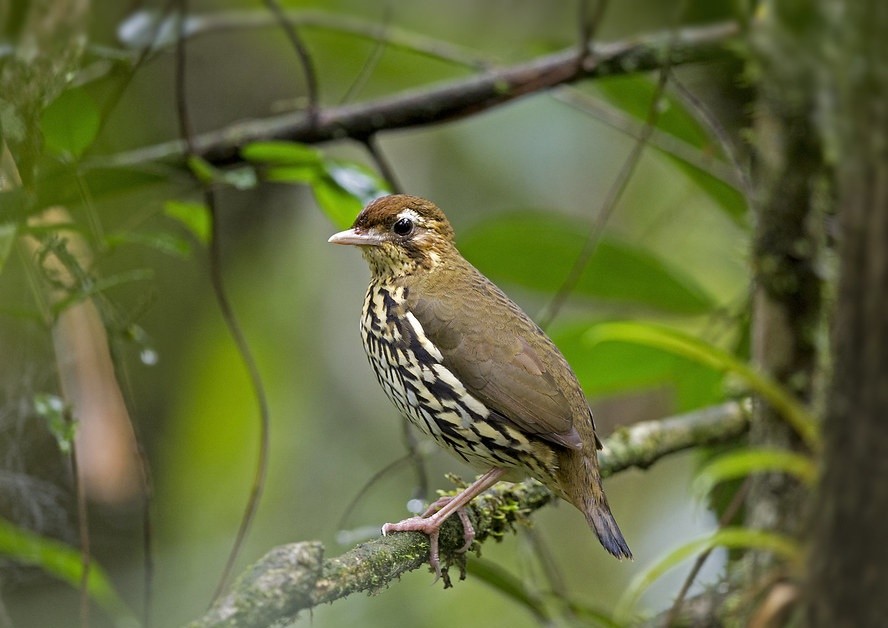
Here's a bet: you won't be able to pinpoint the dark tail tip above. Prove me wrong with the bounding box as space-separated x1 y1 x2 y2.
588 507 632 560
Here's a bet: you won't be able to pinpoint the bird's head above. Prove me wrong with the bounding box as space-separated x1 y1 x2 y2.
328 194 457 279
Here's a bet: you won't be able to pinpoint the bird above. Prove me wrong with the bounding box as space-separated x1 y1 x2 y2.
328 194 631 576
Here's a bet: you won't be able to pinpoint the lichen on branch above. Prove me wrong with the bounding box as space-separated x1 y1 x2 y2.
187 401 748 628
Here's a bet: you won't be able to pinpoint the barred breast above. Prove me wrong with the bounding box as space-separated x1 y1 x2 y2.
360 281 551 477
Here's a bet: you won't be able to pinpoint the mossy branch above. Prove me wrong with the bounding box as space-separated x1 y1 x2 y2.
186 401 749 628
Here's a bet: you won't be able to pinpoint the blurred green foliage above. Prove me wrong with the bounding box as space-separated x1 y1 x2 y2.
0 1 777 627
461 211 716 314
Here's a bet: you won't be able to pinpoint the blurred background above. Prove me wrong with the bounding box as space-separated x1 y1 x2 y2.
0 1 750 625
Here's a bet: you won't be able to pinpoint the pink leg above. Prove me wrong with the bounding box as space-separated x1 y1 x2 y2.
382 468 507 577
418 496 476 552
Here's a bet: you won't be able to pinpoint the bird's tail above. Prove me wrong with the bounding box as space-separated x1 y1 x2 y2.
560 451 632 560
586 499 632 560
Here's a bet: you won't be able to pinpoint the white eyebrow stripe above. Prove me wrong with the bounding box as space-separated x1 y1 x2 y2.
398 208 423 224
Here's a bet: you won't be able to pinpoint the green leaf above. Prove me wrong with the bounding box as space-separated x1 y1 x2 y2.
615 527 801 622
186 155 217 184
164 200 211 244
186 156 256 190
246 146 389 226
584 322 820 450
665 154 749 226
244 141 325 185
323 161 388 205
221 166 258 190
0 222 17 275
241 140 323 166
35 167 170 211
40 88 101 158
311 159 389 228
553 323 725 411
265 165 320 184
459 212 716 314
693 448 817 499
311 174 363 229
0 516 136 626
595 76 749 226
596 75 711 148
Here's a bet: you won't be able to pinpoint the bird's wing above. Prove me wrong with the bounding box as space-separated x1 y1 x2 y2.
405 267 585 451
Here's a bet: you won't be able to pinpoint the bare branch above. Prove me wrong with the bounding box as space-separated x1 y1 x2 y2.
95 21 738 170
186 401 749 628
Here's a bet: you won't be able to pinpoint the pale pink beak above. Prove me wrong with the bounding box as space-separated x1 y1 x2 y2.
328 228 384 246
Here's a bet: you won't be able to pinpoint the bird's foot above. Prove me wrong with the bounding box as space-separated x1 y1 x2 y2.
382 501 475 578
382 469 506 578
420 496 475 552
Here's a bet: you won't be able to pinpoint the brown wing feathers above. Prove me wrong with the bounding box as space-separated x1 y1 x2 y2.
407 260 585 451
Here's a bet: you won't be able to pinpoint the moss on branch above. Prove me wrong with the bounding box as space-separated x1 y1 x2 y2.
186 401 748 628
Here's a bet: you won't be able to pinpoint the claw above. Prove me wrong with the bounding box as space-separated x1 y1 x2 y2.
381 515 447 577
380 468 507 579
380 502 472 578
455 508 475 553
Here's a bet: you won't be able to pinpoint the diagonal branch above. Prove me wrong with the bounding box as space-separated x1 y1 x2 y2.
185 401 749 628
96 21 738 170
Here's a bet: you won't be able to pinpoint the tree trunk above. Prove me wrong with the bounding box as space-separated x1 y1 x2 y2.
805 1 888 625
745 2 825 585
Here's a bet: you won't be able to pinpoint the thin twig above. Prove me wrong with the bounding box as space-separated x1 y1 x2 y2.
577 0 609 65
537 70 671 328
89 0 179 153
261 0 319 120
137 440 155 628
119 9 491 70
664 479 751 627
71 438 91 628
522 527 575 622
669 74 754 209
339 9 391 105
172 0 271 605
538 1 691 329
363 135 402 193
92 21 739 170
203 185 272 604
81 291 157 628
336 453 416 534
174 1 195 150
554 88 740 186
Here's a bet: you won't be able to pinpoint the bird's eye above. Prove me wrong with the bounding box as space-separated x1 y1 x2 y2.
392 217 414 236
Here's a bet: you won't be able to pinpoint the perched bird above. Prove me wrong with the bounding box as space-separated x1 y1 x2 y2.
329 194 630 575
